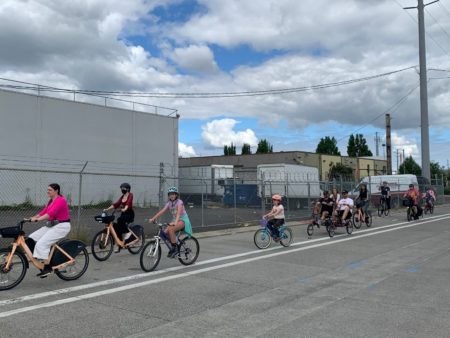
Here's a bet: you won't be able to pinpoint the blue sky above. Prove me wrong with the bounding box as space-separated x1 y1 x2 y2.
1 0 450 169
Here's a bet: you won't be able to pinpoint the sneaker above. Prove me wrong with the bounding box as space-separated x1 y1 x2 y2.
36 265 53 278
114 245 121 253
167 247 177 258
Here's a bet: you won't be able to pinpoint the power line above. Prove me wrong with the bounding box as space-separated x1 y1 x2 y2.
336 83 420 144
0 66 416 99
394 0 450 57
425 7 450 48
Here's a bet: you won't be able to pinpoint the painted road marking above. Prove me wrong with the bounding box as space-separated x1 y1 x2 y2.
0 214 449 318
1 212 448 307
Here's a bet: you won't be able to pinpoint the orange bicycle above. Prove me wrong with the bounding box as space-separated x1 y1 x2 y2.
91 210 145 261
0 219 89 291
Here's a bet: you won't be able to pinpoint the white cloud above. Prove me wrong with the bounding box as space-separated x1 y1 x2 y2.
391 132 419 162
178 142 197 157
169 45 219 74
201 119 258 148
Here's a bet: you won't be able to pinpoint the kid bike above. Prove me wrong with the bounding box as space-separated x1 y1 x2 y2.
0 219 89 290
139 222 200 272
254 219 293 249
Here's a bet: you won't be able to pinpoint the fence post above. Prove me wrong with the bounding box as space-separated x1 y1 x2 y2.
233 174 237 225
77 161 88 228
261 172 266 215
201 179 205 227
158 163 164 208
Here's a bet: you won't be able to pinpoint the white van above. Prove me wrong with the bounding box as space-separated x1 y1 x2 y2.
352 174 418 196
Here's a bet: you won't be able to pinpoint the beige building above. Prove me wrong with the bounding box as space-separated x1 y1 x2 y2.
179 151 387 181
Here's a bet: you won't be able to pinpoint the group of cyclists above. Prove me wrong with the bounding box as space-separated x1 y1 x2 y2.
22 182 191 278
310 181 437 226
4 179 438 282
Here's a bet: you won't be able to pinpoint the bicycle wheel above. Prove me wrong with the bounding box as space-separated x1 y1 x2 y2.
384 206 390 216
407 208 412 222
280 227 293 247
178 236 200 266
140 239 161 272
430 205 434 214
365 212 372 227
327 225 335 238
127 227 145 255
352 213 362 229
254 229 272 249
0 248 27 291
307 224 314 237
55 247 89 281
91 230 114 261
378 201 385 217
346 221 353 235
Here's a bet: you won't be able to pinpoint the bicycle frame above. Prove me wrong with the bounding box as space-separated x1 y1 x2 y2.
101 221 140 248
4 234 76 273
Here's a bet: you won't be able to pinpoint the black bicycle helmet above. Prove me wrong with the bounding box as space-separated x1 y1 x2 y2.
120 183 131 191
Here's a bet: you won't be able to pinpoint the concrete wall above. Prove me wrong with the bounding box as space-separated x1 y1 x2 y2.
0 89 178 205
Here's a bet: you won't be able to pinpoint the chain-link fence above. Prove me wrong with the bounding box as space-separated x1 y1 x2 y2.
0 165 446 246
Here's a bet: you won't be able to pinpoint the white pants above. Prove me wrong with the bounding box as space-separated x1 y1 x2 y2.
29 222 71 260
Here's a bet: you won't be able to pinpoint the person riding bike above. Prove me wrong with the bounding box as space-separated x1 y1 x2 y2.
336 190 354 223
379 181 391 210
355 183 369 222
263 194 285 241
149 187 193 258
104 183 135 252
424 187 436 208
314 191 334 225
28 183 71 278
403 184 421 220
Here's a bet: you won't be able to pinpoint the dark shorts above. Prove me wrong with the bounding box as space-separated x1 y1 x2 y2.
338 210 352 219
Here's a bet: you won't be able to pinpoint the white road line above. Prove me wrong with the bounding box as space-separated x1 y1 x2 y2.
1 212 448 307
0 214 449 319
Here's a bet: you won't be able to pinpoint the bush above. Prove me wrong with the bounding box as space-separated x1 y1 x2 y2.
444 187 450 195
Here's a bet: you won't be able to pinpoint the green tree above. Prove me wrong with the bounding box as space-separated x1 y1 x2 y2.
223 143 236 156
430 161 444 178
256 139 273 154
347 134 373 157
328 162 354 180
316 136 341 155
241 143 252 155
398 156 421 175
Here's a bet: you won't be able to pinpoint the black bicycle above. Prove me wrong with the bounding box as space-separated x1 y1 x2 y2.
378 196 390 217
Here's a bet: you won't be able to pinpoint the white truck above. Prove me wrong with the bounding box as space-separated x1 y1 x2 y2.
178 164 234 196
257 163 321 198
352 174 418 195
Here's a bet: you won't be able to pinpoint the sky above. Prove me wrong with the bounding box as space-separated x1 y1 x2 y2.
1 0 450 170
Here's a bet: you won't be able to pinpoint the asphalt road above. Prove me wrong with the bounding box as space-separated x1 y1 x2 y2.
1 207 450 337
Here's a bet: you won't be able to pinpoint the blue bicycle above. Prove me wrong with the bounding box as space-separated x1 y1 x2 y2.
254 219 293 249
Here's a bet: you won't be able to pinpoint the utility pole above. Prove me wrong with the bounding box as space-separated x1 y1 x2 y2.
374 132 381 157
385 114 392 174
404 0 438 181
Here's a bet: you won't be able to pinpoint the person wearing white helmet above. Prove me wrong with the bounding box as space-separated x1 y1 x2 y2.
149 186 193 258
263 194 285 241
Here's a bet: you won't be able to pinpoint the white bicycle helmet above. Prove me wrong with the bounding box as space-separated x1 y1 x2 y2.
167 186 179 195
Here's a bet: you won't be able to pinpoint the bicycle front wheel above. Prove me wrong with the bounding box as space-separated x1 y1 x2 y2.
377 202 384 217
346 221 353 235
0 248 27 291
280 227 293 247
365 212 373 227
407 208 412 222
127 227 145 255
139 239 161 272
254 229 272 249
55 247 89 281
178 236 200 266
306 224 314 237
352 213 362 229
91 230 114 261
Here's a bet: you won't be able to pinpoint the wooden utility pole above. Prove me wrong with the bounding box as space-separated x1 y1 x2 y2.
386 114 392 175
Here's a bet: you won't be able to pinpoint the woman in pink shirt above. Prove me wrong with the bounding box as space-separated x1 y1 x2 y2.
28 183 71 278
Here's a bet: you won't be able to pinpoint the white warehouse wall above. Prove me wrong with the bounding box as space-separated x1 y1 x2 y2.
0 89 178 206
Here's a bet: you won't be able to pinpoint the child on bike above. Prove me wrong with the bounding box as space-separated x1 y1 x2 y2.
379 181 391 210
424 187 436 208
355 184 369 222
263 194 285 241
149 187 193 258
403 184 421 220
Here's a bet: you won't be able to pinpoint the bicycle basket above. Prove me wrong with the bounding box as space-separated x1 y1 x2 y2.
94 214 115 224
402 199 412 207
0 225 21 238
259 219 268 228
